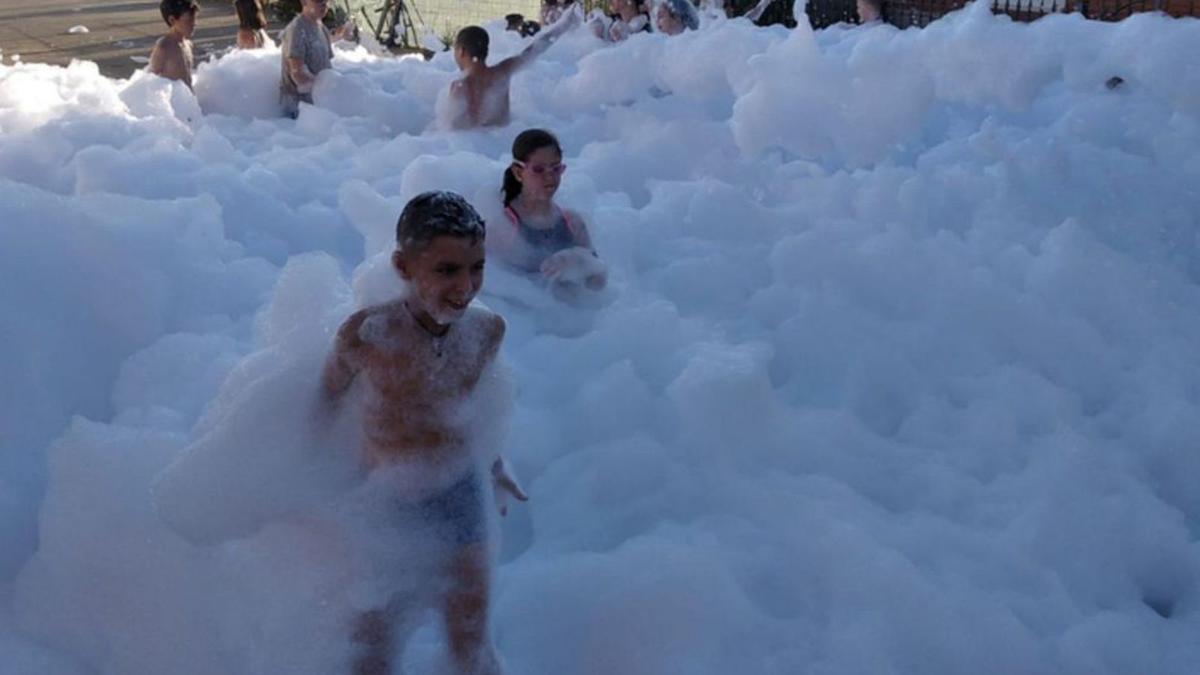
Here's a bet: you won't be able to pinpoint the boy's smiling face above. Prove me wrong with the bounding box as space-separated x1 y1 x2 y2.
394 235 485 327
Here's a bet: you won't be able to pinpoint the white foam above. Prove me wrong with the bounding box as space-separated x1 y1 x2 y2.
3 5 1200 673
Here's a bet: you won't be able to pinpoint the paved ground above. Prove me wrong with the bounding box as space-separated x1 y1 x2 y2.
0 0 553 79
0 0 241 79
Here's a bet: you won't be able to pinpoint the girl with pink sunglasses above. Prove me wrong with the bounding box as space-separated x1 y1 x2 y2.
492 128 608 291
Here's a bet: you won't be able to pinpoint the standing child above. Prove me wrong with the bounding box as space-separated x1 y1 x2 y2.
279 0 334 118
322 192 527 675
447 9 580 129
493 129 607 291
148 0 198 90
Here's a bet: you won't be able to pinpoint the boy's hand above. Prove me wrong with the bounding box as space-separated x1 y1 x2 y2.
491 456 529 516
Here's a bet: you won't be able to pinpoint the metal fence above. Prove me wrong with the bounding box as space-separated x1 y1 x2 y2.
339 0 1200 44
404 0 540 37
879 0 1200 27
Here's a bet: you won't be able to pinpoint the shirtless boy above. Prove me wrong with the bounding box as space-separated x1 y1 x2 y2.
322 192 527 675
148 0 198 90
448 9 580 129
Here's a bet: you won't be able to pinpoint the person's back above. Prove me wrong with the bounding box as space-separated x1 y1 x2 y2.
235 0 271 49
279 0 333 117
448 11 580 129
148 0 198 90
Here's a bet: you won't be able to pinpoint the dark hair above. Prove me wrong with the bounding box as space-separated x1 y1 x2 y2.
505 13 524 30
502 129 563 207
396 191 486 251
454 26 489 61
235 0 267 31
160 0 198 26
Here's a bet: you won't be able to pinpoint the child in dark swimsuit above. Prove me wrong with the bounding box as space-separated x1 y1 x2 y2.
491 129 607 291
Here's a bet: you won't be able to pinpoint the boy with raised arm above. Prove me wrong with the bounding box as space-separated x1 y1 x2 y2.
148 0 198 90
322 192 527 675
448 8 581 129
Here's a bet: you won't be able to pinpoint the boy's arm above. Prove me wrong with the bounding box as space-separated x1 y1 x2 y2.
492 456 529 516
496 5 581 76
285 26 318 93
149 39 193 89
321 310 368 406
148 38 175 77
287 57 317 93
478 313 528 515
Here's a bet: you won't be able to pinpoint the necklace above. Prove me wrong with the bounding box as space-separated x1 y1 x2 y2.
405 301 450 358
430 331 447 358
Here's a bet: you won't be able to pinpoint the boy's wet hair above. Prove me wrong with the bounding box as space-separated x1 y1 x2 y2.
455 26 489 61
160 0 198 25
396 191 486 251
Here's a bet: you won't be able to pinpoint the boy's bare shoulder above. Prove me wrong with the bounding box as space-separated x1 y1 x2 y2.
153 35 182 55
335 305 391 348
464 305 505 345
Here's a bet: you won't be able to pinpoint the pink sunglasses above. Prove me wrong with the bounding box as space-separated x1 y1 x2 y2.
514 160 567 176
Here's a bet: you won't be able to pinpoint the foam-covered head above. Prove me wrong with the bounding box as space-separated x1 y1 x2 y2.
455 26 490 67
160 0 199 27
395 191 487 253
393 192 487 325
657 0 698 34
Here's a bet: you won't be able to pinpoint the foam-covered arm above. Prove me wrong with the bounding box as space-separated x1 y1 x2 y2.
288 57 316 94
503 3 581 73
744 0 776 22
320 310 366 409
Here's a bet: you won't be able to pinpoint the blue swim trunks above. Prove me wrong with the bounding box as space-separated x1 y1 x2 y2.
411 471 486 547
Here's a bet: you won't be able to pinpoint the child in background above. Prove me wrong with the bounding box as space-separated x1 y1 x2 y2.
148 0 198 90
447 9 580 129
279 0 333 118
655 0 700 34
540 0 574 25
234 0 272 49
322 192 528 675
590 0 651 42
493 129 607 291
